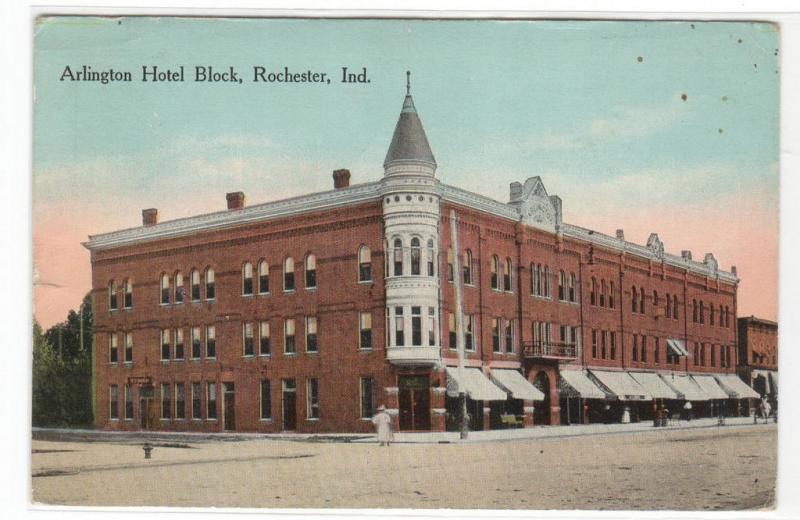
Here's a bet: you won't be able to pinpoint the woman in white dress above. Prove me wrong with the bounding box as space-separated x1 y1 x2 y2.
371 405 394 446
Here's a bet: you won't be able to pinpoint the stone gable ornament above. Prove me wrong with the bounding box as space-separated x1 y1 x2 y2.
703 253 718 274
646 233 664 259
508 176 562 233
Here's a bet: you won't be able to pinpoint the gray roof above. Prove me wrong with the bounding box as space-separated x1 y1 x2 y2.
383 94 437 169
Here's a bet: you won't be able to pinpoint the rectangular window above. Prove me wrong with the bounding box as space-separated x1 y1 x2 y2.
359 311 372 350
206 269 215 300
284 266 295 292
641 336 648 363
260 379 271 420
243 322 254 356
259 265 269 294
161 329 170 361
175 383 186 420
161 383 171 420
427 307 436 346
192 382 202 420
411 306 422 346
124 280 132 308
449 312 457 350
306 316 318 353
191 270 200 301
492 318 500 353
632 334 638 361
710 344 716 367
259 321 271 356
591 329 597 358
654 337 660 364
284 318 296 354
109 385 119 420
191 326 201 359
207 382 217 420
610 331 616 360
465 315 475 351
360 377 375 419
109 283 117 311
307 378 320 419
601 330 607 359
174 329 184 360
505 320 514 353
305 260 317 289
109 333 118 363
175 273 184 304
124 384 133 420
395 307 404 346
206 326 216 359
124 332 133 363
161 276 170 305
243 264 254 295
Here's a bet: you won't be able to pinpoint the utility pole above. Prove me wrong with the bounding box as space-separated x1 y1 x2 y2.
450 209 469 440
79 301 84 352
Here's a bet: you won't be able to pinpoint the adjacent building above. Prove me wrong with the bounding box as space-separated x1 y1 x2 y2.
85 79 758 433
737 316 778 407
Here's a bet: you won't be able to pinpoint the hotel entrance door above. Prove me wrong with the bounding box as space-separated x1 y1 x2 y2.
398 375 430 431
223 382 235 431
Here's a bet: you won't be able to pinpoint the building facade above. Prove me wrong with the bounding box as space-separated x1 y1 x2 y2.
86 81 754 434
737 316 778 407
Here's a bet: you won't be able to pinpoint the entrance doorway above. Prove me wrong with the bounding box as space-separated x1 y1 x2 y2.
532 371 551 425
398 375 431 431
139 385 155 430
282 379 297 431
223 382 235 431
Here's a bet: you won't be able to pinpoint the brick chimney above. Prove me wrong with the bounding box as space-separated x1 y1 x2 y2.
681 250 693 261
142 208 158 226
615 229 624 240
731 265 737 277
333 169 351 189
226 191 246 210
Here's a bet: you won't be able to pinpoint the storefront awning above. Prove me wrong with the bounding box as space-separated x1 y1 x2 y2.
490 369 545 401
691 375 730 400
714 373 760 399
659 373 709 401
589 370 651 401
445 367 508 401
666 339 690 357
559 369 607 399
628 372 679 400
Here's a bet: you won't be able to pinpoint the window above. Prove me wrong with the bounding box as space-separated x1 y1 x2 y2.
161 383 171 420
465 315 475 351
463 249 472 285
191 269 200 301
410 238 421 275
505 320 514 353
492 318 500 353
206 382 217 420
590 277 597 306
307 378 320 419
174 329 184 360
448 312 456 349
124 279 132 308
692 300 698 322
191 327 201 359
491 256 499 290
601 331 607 359
710 304 715 326
175 271 184 304
360 311 372 350
558 270 566 301
108 281 117 310
205 268 215 300
260 379 271 420
699 301 705 324
725 306 730 328
305 254 317 288
206 326 216 359
653 291 659 311
600 279 606 307
569 273 576 302
360 377 375 418
632 286 638 313
124 332 133 363
306 316 318 353
243 322 254 356
654 337 660 364
639 287 645 314
710 343 716 367
259 321 270 356
427 239 435 277
393 239 403 276
641 336 647 363
258 260 269 294
428 307 436 346
358 246 372 282
284 318 296 353
410 307 422 346
175 383 186 420
284 257 295 291
591 329 597 358
543 266 550 297
610 331 616 360
109 333 118 363
700 343 706 366
609 281 615 309
632 334 638 361
160 274 170 305
666 293 672 319
124 385 133 420
394 307 404 346
109 385 119 420
447 248 454 282
242 262 254 295
532 263 541 295
160 329 170 361
192 383 202 420
504 258 513 292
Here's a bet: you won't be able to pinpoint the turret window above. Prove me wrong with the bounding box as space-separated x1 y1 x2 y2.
410 238 421 275
427 239 435 277
393 239 403 276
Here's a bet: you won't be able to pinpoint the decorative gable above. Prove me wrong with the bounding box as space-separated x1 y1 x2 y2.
646 233 665 259
508 177 562 233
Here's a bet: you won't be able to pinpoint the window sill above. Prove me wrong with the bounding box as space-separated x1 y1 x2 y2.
123 361 133 366
358 348 373 353
123 307 132 311
109 418 120 422
241 294 255 299
192 418 202 422
124 418 133 422
206 356 216 361
260 418 273 423
205 298 216 303
358 280 373 285
306 351 319 355
174 359 185 363
305 287 317 292
206 418 218 422
108 362 119 366
283 289 296 294
360 417 373 421
160 303 170 307
284 352 298 357
306 417 320 422
259 354 271 358
242 355 255 359
160 418 171 422
258 292 270 297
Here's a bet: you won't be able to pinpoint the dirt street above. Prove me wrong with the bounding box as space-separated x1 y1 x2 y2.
31 424 775 510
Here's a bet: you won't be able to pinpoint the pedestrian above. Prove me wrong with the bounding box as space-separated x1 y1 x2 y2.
763 399 772 424
759 397 767 424
683 400 692 422
371 405 393 446
621 406 630 424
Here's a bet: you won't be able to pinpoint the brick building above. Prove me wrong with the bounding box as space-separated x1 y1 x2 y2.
737 316 778 407
85 79 759 433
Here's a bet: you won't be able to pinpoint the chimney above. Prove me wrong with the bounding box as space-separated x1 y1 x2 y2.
142 208 158 226
226 191 246 210
333 169 351 189
615 229 625 240
681 250 692 261
731 265 737 277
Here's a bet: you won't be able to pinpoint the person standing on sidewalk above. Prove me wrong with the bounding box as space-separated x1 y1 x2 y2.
372 405 394 446
683 400 692 421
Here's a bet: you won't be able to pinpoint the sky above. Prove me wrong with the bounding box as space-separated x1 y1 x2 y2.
32 17 779 328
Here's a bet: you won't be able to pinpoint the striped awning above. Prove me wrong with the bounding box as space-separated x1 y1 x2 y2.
589 370 651 401
660 373 709 401
445 367 508 401
628 372 679 400
714 373 760 399
559 369 607 399
666 339 690 357
490 369 545 401
691 375 730 400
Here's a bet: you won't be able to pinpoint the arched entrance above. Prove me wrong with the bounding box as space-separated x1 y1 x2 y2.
532 371 550 425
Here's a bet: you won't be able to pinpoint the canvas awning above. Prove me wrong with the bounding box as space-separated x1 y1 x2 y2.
628 372 679 400
659 373 709 401
490 369 545 401
445 367 508 401
714 373 761 399
666 339 690 357
691 375 730 400
589 370 651 401
559 369 607 399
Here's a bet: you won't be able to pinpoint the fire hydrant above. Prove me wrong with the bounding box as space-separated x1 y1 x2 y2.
143 442 154 459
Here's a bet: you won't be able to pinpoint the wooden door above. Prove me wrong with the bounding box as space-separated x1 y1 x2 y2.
223 383 235 431
398 375 430 431
282 379 297 431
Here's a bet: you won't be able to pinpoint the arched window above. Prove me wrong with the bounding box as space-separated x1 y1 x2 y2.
160 274 170 305
410 238 421 275
719 304 724 327
426 239 435 277
639 287 645 314
692 299 697 322
190 269 200 301
358 246 372 282
710 304 715 326
447 248 454 282
543 266 550 297
725 306 730 328
463 249 473 285
666 293 672 318
491 255 499 290
653 290 659 310
175 271 184 304
393 238 403 276
673 295 679 319
609 281 615 308
123 278 132 308
590 277 597 306
569 273 576 302
632 335 638 362
504 258 513 292
108 280 117 310
305 254 317 288
284 257 295 291
699 301 705 324
631 286 638 313
558 270 566 301
600 279 607 307
532 263 541 295
242 263 253 296
258 260 269 294
205 268 215 300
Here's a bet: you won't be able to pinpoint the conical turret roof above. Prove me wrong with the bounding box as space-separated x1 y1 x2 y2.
383 73 436 171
